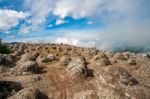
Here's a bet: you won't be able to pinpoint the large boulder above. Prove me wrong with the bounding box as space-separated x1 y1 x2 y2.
94 66 150 99
0 55 3 64
14 61 41 75
105 51 113 58
97 58 111 66
8 87 48 99
0 54 14 67
95 66 139 87
127 58 136 65
73 90 99 99
0 81 22 99
40 54 55 63
67 57 91 78
118 67 139 86
92 54 111 67
93 52 107 61
113 53 126 60
59 56 71 66
17 52 39 65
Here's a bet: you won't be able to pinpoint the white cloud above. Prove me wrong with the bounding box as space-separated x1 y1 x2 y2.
24 0 56 26
55 37 79 45
55 19 68 25
53 0 150 51
53 0 101 19
2 0 150 52
0 9 29 32
19 25 31 34
18 0 57 34
87 21 93 25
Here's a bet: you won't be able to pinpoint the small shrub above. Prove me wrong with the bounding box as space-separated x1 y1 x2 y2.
0 40 12 54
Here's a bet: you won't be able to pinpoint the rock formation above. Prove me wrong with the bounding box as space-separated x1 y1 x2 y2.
0 43 149 99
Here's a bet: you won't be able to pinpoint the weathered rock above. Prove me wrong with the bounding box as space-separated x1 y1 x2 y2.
98 58 111 66
122 52 130 60
73 90 98 99
59 56 71 66
31 52 40 61
67 57 87 78
0 54 14 67
113 53 126 60
95 66 139 87
17 52 39 65
118 67 139 86
12 50 24 57
137 53 150 59
0 55 2 64
17 61 41 74
3 43 150 99
8 87 48 99
105 51 113 58
94 66 146 99
0 81 22 99
136 62 150 84
41 54 55 63
93 53 107 61
92 54 111 67
127 59 136 65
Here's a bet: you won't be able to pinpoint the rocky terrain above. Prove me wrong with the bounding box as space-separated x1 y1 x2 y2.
0 43 150 99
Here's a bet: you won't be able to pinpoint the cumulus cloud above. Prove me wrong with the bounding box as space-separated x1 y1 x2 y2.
52 29 100 48
0 9 29 32
52 0 150 51
55 19 68 25
53 0 101 19
18 0 57 34
55 37 79 45
23 0 56 26
2 0 150 52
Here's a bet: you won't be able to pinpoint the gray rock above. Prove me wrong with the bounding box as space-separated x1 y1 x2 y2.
17 52 39 65
73 90 98 99
41 54 55 63
0 54 14 67
18 61 41 74
59 56 71 66
114 53 126 60
118 67 139 86
8 87 48 99
67 57 87 78
0 81 22 99
0 56 2 64
127 59 136 65
98 58 111 66
93 53 107 61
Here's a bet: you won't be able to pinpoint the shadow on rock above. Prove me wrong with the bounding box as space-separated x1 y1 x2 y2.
0 80 22 99
81 67 94 77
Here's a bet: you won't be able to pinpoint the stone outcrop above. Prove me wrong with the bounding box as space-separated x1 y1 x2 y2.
40 54 55 63
8 87 48 99
59 56 71 66
0 43 149 99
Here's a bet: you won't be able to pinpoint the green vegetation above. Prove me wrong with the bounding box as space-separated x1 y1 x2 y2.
0 39 12 54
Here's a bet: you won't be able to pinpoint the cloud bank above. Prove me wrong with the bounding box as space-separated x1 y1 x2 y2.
1 0 150 52
0 9 29 32
52 0 150 51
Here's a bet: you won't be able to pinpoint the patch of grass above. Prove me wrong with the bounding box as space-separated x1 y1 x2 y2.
0 39 12 54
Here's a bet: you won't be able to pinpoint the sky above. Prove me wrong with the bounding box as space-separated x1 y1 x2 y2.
0 0 150 51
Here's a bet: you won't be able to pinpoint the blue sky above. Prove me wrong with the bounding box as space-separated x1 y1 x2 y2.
0 0 150 51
